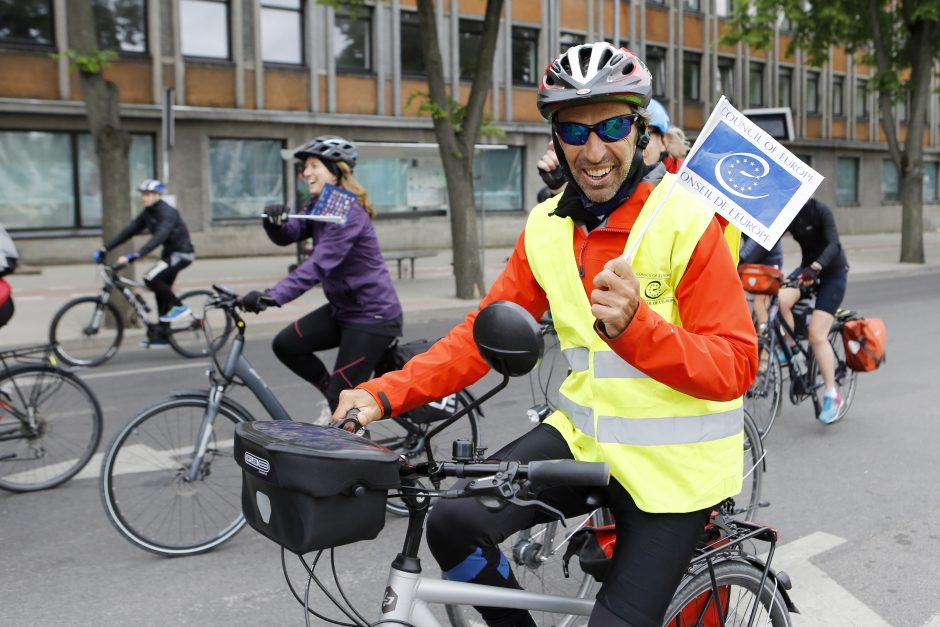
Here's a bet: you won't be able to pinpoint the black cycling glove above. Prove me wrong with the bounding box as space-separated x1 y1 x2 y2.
240 290 277 313
538 166 568 191
263 204 290 226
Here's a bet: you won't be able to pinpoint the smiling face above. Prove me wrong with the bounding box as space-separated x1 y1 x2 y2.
555 101 638 203
303 156 338 198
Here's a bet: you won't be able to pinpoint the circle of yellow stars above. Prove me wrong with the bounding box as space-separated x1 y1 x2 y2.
722 157 765 193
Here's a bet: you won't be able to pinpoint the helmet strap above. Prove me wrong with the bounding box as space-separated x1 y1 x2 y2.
322 159 342 182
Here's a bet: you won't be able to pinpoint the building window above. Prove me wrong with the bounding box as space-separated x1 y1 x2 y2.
749 62 764 107
473 147 524 211
334 5 371 71
715 0 733 17
924 162 938 202
459 19 484 80
718 57 735 103
836 157 859 204
262 0 303 65
560 32 585 49
806 71 819 114
831 76 844 117
94 0 146 53
0 131 154 230
511 26 539 85
778 67 792 108
684 0 702 11
683 53 701 102
400 11 425 76
856 79 868 118
882 159 899 202
209 139 284 219
181 0 229 59
646 46 667 98
0 0 54 47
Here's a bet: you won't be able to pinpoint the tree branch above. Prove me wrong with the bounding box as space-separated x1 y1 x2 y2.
868 0 902 168
460 0 505 154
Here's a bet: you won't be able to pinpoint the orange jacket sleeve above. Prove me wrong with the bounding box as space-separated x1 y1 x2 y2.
606 218 758 401
358 232 549 416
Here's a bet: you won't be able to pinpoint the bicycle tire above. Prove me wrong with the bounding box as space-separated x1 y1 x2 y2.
377 391 480 517
810 328 858 422
166 289 234 359
745 333 783 440
100 397 250 556
731 409 764 520
445 513 598 627
50 296 123 367
663 559 791 626
0 365 103 492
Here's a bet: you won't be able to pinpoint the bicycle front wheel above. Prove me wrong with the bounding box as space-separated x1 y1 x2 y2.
729 409 764 520
664 559 791 626
817 327 858 422
446 514 599 627
0 365 103 491
100 397 249 556
745 333 783 440
50 296 123 367
376 391 480 517
166 290 234 359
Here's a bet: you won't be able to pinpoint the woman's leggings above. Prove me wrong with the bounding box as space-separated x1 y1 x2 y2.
426 424 712 627
271 304 395 411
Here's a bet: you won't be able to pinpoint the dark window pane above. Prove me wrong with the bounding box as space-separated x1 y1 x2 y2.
836 157 858 203
334 8 371 71
559 31 585 51
0 0 54 47
473 147 523 211
833 76 844 116
209 139 284 219
400 11 425 76
647 46 667 98
94 0 146 53
459 19 483 80
806 71 819 113
263 1 303 64
181 0 229 59
718 57 735 103
778 67 792 108
511 26 538 85
78 133 154 227
881 159 899 201
856 80 867 118
924 162 938 202
683 53 701 101
749 62 763 107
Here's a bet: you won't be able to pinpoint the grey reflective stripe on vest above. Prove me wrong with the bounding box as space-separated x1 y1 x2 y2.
559 395 742 446
593 352 648 379
562 347 589 372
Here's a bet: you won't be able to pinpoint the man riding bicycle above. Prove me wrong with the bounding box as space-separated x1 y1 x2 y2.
778 197 849 424
93 179 196 348
335 42 757 627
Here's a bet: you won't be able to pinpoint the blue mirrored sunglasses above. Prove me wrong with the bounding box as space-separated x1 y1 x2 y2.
555 114 639 146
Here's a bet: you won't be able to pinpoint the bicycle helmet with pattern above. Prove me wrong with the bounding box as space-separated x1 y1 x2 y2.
293 135 358 169
538 42 653 120
138 178 166 194
646 98 671 134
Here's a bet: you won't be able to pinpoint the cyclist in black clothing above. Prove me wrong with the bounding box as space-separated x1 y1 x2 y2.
93 179 196 348
778 197 850 424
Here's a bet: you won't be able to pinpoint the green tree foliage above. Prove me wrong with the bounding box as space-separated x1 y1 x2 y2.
723 0 939 263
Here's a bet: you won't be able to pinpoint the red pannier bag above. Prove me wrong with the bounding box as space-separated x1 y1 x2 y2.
842 317 887 372
737 264 784 295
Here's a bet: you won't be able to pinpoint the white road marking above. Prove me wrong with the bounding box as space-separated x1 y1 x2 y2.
922 614 940 627
79 361 210 380
768 531 892 626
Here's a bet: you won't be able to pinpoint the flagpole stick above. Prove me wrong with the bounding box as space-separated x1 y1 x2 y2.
621 172 681 262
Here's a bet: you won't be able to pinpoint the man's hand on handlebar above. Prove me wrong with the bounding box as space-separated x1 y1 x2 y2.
116 252 139 266
239 290 278 313
333 388 383 429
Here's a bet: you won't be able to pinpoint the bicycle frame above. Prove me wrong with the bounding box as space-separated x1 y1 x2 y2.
97 264 156 327
758 295 824 415
0 345 63 445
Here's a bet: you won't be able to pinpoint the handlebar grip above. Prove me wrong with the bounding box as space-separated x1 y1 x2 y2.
527 460 610 487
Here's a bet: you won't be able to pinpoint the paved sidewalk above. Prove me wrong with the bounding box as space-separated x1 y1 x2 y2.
5 231 939 348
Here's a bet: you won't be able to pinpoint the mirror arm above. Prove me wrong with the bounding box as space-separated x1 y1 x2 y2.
424 373 510 448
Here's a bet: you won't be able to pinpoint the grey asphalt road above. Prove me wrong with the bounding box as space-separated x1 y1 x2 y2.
1 273 938 626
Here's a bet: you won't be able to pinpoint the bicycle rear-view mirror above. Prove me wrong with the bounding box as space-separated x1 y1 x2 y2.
473 301 544 377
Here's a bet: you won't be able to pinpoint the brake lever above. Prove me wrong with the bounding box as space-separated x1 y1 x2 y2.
504 495 567 525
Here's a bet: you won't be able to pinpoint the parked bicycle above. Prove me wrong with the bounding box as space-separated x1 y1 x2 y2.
234 302 794 626
49 262 232 367
0 344 102 491
744 272 859 439
99 285 480 557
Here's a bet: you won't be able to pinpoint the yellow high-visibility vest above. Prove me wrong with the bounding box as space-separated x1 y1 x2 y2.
524 174 743 513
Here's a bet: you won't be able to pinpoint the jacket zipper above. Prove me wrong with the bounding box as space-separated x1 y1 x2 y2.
577 226 630 278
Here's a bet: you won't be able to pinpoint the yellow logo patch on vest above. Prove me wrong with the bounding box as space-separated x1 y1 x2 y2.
637 272 674 305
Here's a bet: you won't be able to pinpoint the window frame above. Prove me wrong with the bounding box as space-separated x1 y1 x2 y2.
717 56 735 104
855 79 868 120
458 17 485 81
94 0 149 56
208 137 287 222
924 161 939 203
0 0 56 50
683 52 702 103
180 0 231 61
881 158 899 202
778 66 793 109
399 10 425 77
510 25 539 86
805 71 820 115
646 45 668 98
748 61 764 107
832 75 845 118
261 0 305 67
835 156 859 205
333 4 373 73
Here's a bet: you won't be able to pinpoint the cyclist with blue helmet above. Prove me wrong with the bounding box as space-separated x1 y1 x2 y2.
93 179 195 347
642 98 671 166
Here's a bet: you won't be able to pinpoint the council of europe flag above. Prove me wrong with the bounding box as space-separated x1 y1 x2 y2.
675 96 823 251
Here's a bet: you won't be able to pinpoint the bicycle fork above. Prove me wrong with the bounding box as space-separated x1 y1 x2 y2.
185 383 226 482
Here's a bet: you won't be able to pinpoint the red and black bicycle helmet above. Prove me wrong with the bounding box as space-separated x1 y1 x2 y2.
538 42 653 120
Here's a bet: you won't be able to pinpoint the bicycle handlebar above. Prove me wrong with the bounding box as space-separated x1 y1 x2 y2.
432 459 610 488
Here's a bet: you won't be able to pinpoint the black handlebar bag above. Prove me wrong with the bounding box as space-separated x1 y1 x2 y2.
235 421 401 554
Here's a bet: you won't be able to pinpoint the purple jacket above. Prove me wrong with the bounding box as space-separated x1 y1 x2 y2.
263 197 402 326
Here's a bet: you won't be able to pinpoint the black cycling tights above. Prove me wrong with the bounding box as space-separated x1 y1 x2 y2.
426 424 711 627
271 304 395 411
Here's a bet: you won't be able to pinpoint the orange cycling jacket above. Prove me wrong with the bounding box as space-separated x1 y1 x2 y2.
358 181 757 417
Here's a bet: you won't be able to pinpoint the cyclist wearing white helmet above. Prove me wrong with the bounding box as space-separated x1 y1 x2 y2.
335 42 756 627
94 179 195 347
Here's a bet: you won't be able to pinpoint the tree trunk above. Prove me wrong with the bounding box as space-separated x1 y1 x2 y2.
415 0 504 299
66 1 136 321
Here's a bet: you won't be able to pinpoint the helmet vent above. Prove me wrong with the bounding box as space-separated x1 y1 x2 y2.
578 46 593 75
622 61 635 75
609 53 623 67
597 48 613 69
559 54 572 74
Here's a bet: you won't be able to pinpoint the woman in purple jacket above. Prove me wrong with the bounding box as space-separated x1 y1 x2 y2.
239 136 403 414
